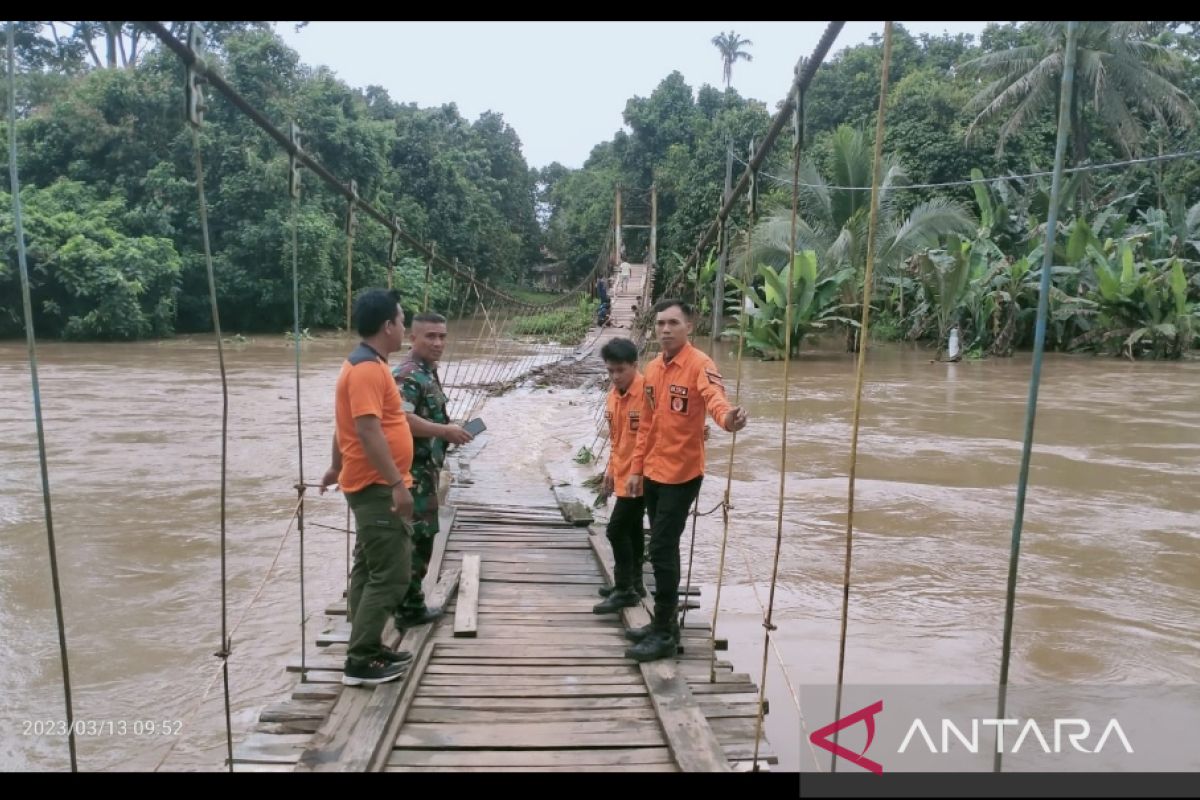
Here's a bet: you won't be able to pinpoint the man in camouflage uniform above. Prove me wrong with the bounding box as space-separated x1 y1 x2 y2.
391 311 474 629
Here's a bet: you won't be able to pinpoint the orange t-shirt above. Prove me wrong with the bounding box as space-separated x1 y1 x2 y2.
632 341 734 484
604 372 645 498
335 343 414 493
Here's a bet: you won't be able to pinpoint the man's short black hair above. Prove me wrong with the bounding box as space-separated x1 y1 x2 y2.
354 288 402 337
653 297 693 319
600 337 639 365
413 311 447 325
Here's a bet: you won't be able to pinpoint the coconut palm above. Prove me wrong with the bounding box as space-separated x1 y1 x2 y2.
733 125 976 350
960 21 1198 162
711 31 753 89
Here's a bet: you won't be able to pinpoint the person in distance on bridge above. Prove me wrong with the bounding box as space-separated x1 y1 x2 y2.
391 312 475 631
593 337 649 614
624 298 748 662
618 261 632 292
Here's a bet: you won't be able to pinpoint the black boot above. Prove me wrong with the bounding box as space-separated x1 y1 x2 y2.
395 606 444 628
593 588 640 614
600 580 646 598
624 616 678 643
624 621 677 662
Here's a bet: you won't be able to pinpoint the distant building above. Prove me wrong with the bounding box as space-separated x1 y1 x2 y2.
531 261 569 291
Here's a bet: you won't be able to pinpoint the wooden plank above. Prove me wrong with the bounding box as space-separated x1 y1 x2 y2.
256 719 323 735
233 762 298 773
443 552 595 565
432 633 628 647
393 721 664 750
419 674 644 687
453 553 480 638
478 573 599 585
424 663 638 677
260 701 330 724
405 706 658 724
722 743 778 764
641 660 732 773
287 656 349 674
392 764 678 772
710 715 773 745
386 747 673 768
697 702 765 720
232 733 311 765
556 501 594 526
410 696 653 711
415 684 650 698
291 684 341 702
465 616 621 625
688 683 759 695
301 670 347 684
431 657 633 667
431 646 628 658
295 569 459 772
476 583 606 595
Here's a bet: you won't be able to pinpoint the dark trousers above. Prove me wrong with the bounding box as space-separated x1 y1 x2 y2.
606 496 646 592
345 485 413 665
643 475 703 630
398 465 439 615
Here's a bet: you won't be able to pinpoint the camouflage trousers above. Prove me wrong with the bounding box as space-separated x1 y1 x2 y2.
397 465 440 615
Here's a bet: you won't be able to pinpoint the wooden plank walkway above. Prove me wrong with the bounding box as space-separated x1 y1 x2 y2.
231 259 776 771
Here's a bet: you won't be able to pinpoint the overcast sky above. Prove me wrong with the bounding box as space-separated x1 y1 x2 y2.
277 22 996 169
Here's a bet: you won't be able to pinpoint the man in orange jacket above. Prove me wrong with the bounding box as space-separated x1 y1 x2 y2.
625 299 748 662
592 337 647 614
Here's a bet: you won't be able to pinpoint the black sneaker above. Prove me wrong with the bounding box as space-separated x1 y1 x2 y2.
379 648 413 664
598 585 615 598
395 606 444 627
342 658 406 687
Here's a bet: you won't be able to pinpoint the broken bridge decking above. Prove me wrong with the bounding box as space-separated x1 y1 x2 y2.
230 259 776 772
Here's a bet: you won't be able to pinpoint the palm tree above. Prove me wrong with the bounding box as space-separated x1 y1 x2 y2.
711 31 753 89
733 126 976 351
960 22 1198 163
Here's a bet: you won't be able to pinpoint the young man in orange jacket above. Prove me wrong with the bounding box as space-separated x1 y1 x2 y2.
625 299 748 662
593 337 648 614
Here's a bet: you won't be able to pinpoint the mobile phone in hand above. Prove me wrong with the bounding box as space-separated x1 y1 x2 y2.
463 418 487 437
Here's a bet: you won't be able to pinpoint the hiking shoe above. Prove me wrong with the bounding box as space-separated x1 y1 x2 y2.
342 658 406 687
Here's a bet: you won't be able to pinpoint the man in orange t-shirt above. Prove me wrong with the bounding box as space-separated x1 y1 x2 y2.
592 337 647 614
319 288 416 687
625 298 748 662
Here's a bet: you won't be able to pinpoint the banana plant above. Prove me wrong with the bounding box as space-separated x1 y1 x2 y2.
724 250 856 359
1087 242 1198 358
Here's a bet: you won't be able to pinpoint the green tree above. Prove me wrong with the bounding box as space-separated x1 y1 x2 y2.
961 21 1199 163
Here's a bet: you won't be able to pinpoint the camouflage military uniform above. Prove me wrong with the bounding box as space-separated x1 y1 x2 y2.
392 354 449 617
